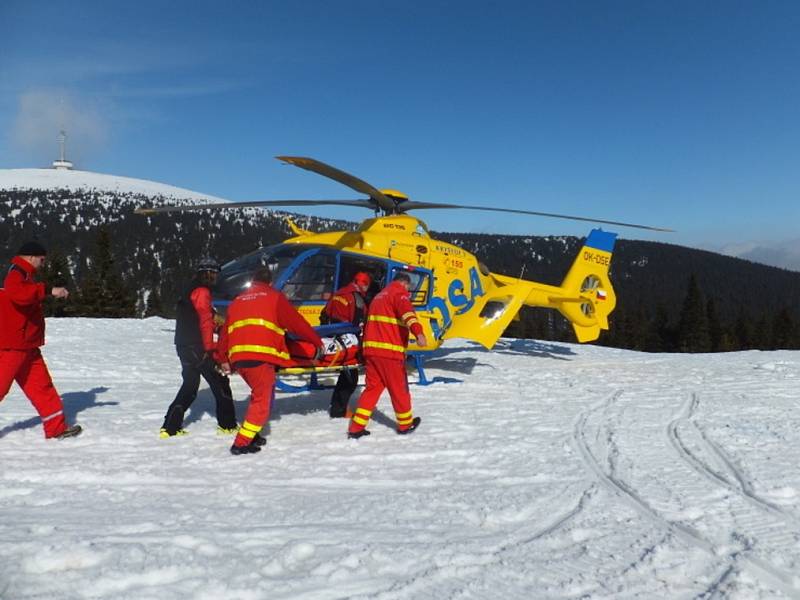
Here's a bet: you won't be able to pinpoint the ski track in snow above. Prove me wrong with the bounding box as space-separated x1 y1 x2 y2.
1 320 800 599
575 389 800 598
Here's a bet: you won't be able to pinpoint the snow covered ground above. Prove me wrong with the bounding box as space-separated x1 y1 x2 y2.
2 318 800 599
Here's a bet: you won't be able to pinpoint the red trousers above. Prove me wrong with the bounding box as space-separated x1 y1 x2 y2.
349 356 414 433
0 349 67 438
233 363 276 447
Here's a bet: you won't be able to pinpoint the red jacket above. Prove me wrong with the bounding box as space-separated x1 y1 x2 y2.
218 281 322 368
362 281 423 361
323 282 367 325
190 286 216 351
0 257 47 350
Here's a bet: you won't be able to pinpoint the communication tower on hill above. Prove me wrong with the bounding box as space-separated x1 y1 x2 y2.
52 130 74 170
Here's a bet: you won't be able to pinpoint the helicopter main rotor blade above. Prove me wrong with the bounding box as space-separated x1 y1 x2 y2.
134 198 374 215
398 201 674 232
276 156 395 213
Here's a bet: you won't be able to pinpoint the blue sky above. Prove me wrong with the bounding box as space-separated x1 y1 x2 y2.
1 1 799 248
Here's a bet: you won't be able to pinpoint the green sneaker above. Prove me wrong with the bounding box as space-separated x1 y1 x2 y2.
159 428 188 438
216 426 239 435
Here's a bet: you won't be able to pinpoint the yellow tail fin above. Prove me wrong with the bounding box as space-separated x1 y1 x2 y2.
552 229 617 342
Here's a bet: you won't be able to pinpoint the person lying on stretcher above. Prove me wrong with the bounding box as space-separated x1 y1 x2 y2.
284 322 362 370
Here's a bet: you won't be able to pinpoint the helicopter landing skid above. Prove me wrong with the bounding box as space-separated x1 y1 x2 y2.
408 352 462 386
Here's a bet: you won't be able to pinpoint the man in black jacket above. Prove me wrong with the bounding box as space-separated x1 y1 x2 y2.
160 258 239 438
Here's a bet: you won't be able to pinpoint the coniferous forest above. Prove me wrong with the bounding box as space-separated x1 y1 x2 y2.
3 187 800 352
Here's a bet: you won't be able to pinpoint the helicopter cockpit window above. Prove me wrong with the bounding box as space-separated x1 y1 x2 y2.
281 251 336 302
215 244 313 301
337 255 387 303
389 267 430 306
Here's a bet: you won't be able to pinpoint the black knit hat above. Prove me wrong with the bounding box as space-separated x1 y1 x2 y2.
17 241 47 256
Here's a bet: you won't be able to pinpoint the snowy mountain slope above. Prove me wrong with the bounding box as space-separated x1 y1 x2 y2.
1 318 800 599
0 168 228 203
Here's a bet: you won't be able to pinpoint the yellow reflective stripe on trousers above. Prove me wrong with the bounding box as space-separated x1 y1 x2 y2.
229 344 290 360
353 408 372 426
363 341 405 353
228 318 285 336
368 315 403 326
396 410 412 419
397 417 414 426
239 420 261 439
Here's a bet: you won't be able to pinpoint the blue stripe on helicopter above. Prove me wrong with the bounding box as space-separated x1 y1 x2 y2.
585 229 617 253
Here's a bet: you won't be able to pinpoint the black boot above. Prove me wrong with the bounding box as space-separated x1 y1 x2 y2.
55 424 82 439
397 417 421 435
329 403 347 419
230 443 262 455
250 433 267 447
347 429 371 440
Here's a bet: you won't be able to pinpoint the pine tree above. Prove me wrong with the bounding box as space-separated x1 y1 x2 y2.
645 303 673 352
676 274 710 353
144 285 164 317
734 311 752 350
706 298 723 352
74 227 137 317
39 248 74 317
771 307 795 349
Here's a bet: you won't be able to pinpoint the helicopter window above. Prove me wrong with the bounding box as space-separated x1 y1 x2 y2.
389 267 430 306
337 255 387 302
282 252 337 302
480 300 509 322
215 245 313 301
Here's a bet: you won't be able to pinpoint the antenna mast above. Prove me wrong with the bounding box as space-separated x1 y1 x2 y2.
52 130 74 170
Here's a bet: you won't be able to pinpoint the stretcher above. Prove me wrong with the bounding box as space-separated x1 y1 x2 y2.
276 323 457 392
276 323 362 391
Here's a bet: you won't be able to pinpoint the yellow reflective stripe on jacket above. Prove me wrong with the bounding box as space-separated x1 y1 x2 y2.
333 296 348 305
368 315 403 326
363 341 406 353
228 318 285 336
229 344 290 360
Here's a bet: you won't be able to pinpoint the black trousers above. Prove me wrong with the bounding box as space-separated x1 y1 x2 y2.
329 367 359 416
162 345 237 432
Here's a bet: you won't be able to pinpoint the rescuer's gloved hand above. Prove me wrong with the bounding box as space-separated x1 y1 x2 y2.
312 346 325 363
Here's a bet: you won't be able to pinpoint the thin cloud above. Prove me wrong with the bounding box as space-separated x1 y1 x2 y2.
12 90 109 167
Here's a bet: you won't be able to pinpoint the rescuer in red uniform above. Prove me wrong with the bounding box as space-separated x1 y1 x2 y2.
0 241 82 439
320 271 371 418
218 264 323 455
347 272 427 439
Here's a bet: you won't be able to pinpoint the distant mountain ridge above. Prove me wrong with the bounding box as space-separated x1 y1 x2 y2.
720 238 800 272
3 167 800 350
0 168 227 202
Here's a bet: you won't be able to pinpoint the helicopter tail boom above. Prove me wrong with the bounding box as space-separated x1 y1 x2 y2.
489 229 617 343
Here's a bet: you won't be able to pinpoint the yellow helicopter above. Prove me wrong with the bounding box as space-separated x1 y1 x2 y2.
136 156 670 384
